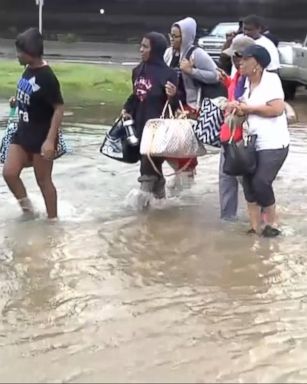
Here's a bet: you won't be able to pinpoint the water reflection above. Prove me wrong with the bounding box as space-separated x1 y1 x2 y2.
0 98 307 382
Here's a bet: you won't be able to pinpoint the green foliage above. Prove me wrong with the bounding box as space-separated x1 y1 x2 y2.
0 60 131 106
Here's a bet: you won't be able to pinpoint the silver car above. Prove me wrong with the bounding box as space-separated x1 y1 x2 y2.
198 22 239 62
279 34 307 98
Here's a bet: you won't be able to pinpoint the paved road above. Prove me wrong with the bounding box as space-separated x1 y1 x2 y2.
0 38 140 65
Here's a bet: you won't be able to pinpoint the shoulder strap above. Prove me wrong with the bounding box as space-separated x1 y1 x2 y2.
185 46 197 61
185 45 202 109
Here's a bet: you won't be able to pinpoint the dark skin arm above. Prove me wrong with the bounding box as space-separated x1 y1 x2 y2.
41 104 64 160
238 100 285 117
227 100 285 118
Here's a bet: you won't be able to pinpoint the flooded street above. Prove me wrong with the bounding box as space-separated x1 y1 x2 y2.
1 96 307 383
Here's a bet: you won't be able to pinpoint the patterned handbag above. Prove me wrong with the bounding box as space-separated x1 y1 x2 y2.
0 107 19 164
0 107 69 163
55 130 69 159
193 97 226 148
140 102 206 159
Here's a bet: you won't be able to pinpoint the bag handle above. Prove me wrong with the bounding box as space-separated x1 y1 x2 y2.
147 152 193 178
161 101 174 119
196 87 202 110
178 100 187 116
228 110 238 144
185 46 203 111
161 100 187 119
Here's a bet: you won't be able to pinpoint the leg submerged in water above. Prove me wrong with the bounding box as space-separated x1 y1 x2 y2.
246 202 262 234
138 156 165 206
167 158 197 190
219 150 239 221
152 176 166 199
252 148 289 237
2 144 35 216
243 148 288 237
262 204 281 237
138 174 166 199
33 154 57 219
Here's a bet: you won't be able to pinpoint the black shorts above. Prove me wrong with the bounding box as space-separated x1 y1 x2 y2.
12 127 49 154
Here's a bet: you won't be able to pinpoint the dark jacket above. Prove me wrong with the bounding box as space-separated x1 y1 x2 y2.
124 32 178 138
263 30 279 47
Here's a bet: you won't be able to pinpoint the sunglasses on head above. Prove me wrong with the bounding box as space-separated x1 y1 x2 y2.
234 52 243 58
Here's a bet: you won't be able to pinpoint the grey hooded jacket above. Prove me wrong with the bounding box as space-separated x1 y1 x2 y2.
164 17 218 109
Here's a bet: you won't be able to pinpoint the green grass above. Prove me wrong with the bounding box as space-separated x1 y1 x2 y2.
0 60 131 106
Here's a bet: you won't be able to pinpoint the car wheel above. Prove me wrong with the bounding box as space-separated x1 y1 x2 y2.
282 81 297 100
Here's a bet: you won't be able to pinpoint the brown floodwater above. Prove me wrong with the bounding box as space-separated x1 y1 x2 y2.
0 94 307 383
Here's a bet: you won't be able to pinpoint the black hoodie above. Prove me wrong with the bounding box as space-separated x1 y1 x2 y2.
124 32 178 138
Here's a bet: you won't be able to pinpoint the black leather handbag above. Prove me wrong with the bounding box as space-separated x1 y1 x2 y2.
223 134 257 176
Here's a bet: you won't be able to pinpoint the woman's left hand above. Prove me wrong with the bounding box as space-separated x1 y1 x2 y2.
165 81 177 98
41 139 56 161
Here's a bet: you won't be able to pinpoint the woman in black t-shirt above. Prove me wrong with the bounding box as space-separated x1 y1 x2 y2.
2 28 64 219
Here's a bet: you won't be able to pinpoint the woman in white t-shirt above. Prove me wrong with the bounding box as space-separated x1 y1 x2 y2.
229 45 289 237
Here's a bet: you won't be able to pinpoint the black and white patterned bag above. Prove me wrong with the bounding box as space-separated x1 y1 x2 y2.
0 108 18 164
193 97 226 148
0 107 69 164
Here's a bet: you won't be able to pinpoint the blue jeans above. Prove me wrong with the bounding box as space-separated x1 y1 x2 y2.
219 149 239 221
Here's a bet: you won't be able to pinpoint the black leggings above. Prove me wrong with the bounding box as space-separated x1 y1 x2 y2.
242 147 289 207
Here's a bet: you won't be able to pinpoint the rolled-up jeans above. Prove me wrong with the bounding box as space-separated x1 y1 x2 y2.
219 148 240 220
140 155 164 177
242 146 289 207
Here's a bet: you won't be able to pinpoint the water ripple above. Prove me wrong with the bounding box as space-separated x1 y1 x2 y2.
0 110 307 381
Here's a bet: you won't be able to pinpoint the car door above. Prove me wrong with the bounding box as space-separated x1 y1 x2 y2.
300 35 307 85
293 43 303 83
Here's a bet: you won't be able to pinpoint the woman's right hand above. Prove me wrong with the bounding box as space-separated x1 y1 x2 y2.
165 81 177 98
226 101 240 114
9 97 16 108
226 101 247 117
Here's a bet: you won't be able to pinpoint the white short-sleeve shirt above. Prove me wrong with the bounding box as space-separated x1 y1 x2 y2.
241 71 290 151
255 35 280 71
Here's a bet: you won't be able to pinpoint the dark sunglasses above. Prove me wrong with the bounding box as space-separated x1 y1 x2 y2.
234 52 243 58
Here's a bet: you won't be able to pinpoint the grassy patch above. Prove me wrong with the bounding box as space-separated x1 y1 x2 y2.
0 60 131 106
